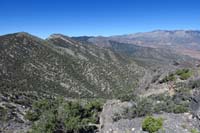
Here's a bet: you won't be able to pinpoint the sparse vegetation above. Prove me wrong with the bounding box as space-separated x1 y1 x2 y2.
160 69 192 84
152 91 189 114
188 78 200 89
160 73 176 83
117 93 138 102
0 107 8 131
131 98 154 117
173 105 188 113
26 98 103 133
0 29 199 133
121 92 189 120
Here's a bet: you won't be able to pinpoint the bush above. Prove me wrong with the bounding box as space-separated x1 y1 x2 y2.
176 69 192 80
0 107 8 121
127 98 154 118
176 69 189 75
28 98 102 133
142 116 163 133
31 111 56 133
153 94 189 114
191 128 200 133
25 98 59 122
85 100 103 112
180 72 192 80
160 69 192 83
153 102 167 113
25 110 40 121
173 105 188 113
117 93 138 102
137 95 188 115
121 92 190 121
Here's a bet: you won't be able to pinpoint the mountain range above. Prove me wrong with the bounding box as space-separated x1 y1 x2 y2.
89 30 200 59
0 30 199 99
1 30 200 132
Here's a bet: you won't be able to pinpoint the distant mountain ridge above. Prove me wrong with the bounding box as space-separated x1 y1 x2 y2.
87 30 200 59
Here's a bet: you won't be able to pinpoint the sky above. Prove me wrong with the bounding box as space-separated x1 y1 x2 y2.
0 0 200 38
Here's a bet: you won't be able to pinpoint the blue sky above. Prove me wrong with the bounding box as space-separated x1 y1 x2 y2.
0 0 200 38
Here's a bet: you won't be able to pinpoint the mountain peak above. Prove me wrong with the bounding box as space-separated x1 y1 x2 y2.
48 34 70 39
0 32 30 37
47 34 81 46
15 31 30 35
0 32 43 42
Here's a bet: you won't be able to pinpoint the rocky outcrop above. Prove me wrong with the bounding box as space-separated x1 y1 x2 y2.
0 93 31 133
190 89 200 130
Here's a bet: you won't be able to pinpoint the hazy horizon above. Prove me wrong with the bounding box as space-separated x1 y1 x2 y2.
1 28 200 39
1 0 200 38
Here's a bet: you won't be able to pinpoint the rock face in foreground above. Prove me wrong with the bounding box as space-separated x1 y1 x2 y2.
191 89 200 129
100 100 199 133
0 93 32 133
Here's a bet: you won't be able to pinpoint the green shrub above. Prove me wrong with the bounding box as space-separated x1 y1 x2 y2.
142 116 163 133
153 102 167 113
176 69 192 80
28 98 102 133
179 72 192 80
173 105 188 113
117 93 138 102
176 69 189 75
25 98 59 122
128 98 154 118
84 100 103 112
160 69 192 83
191 128 200 133
118 95 130 102
31 111 56 133
154 97 189 114
25 110 40 121
146 93 189 114
0 107 11 131
0 107 8 121
122 92 190 120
